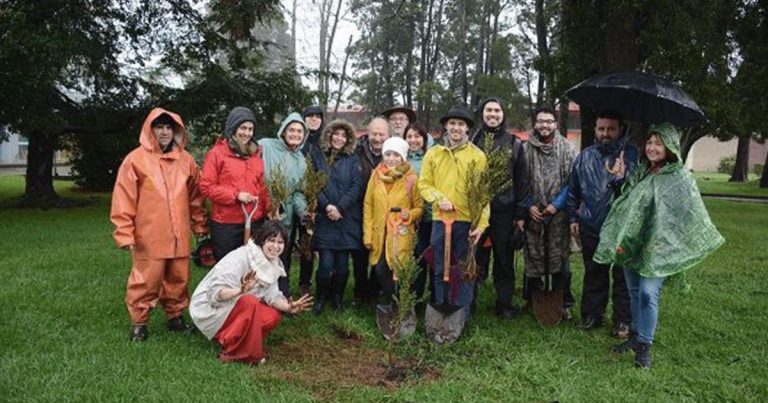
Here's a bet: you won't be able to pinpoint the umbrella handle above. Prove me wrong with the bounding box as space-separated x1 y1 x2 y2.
387 208 406 282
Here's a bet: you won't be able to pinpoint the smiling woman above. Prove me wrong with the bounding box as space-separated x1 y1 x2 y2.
189 220 313 365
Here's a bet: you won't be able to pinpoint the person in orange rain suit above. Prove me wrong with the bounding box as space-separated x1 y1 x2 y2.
110 108 208 342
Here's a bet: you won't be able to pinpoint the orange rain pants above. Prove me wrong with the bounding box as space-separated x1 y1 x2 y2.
125 257 190 324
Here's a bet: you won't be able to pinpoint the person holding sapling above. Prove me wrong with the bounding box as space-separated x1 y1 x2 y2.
520 107 577 323
258 113 311 297
418 106 489 344
199 106 272 262
363 137 424 311
594 123 723 369
470 97 527 320
296 105 325 296
309 120 364 314
190 221 313 365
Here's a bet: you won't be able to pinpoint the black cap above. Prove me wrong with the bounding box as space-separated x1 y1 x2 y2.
224 106 256 138
440 106 474 128
302 105 324 118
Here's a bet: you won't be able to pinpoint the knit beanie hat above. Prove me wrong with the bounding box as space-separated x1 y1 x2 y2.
382 137 409 161
224 106 257 138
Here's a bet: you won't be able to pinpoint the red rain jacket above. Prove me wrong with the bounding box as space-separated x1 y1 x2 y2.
199 138 271 224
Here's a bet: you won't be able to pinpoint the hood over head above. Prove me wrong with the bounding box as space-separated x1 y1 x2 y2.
647 122 682 161
320 119 357 155
302 105 324 119
275 112 309 150
475 96 507 132
140 108 186 154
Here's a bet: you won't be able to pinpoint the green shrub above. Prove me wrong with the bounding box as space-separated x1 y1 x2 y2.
718 154 736 174
754 163 764 177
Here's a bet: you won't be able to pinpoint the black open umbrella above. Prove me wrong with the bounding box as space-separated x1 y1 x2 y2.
566 70 706 126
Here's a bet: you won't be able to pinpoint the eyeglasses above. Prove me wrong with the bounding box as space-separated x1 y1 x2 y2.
389 117 409 123
535 119 556 125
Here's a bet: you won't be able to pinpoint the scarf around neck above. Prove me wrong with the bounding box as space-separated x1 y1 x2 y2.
376 161 412 183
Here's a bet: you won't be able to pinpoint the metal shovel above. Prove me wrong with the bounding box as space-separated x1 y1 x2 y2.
425 210 469 344
241 200 259 245
531 218 563 327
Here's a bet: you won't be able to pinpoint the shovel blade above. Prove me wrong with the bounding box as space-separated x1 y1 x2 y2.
531 289 564 327
424 303 469 344
376 304 417 341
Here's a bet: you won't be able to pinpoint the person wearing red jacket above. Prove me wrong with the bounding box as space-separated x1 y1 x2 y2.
200 106 272 262
111 108 208 342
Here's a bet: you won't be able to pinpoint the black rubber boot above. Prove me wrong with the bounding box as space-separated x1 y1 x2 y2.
332 272 349 312
634 342 652 369
167 316 196 334
313 278 331 316
610 331 638 353
130 324 148 342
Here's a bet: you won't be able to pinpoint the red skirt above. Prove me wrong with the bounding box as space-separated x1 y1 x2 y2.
214 294 282 364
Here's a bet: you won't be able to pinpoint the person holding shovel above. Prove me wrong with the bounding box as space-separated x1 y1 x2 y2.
520 107 576 325
200 106 272 262
363 137 424 335
190 220 313 365
418 106 489 344
309 120 364 315
594 123 723 369
110 108 208 342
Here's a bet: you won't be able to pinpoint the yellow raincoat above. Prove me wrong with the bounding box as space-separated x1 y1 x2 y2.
417 142 490 231
363 164 424 267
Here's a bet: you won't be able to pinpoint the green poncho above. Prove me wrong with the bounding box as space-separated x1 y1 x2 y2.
594 123 724 278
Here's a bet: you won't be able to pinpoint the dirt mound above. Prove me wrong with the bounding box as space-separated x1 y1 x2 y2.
260 326 440 398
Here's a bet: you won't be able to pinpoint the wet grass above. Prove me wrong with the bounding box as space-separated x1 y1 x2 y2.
1 175 766 401
693 172 768 198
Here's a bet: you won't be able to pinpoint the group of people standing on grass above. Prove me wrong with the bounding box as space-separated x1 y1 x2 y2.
110 99 723 369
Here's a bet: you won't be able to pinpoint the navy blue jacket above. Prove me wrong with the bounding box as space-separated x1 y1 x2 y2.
311 149 364 250
567 138 639 239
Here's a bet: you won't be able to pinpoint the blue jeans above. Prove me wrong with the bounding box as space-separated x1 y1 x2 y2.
624 269 664 344
430 220 473 307
316 250 350 280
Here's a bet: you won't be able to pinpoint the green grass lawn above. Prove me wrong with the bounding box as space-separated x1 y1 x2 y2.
1 175 767 402
693 172 768 198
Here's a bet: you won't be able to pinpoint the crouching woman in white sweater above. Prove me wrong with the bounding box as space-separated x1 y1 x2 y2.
190 220 312 364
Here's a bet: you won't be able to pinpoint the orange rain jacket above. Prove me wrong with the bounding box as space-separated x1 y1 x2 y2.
110 108 208 259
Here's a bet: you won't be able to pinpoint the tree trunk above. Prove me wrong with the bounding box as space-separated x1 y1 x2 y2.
333 35 354 115
729 135 750 182
760 148 768 188
535 0 549 106
23 131 59 206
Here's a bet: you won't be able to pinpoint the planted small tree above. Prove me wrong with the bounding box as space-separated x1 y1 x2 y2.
386 255 422 366
266 164 291 219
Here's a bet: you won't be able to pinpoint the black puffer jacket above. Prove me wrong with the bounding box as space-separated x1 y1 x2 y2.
471 97 527 219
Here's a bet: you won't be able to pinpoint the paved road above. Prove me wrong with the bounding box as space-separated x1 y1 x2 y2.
0 165 72 176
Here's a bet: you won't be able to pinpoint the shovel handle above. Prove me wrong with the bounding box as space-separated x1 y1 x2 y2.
438 209 456 284
241 200 259 244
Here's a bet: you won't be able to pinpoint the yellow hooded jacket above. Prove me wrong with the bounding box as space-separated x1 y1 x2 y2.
417 142 490 231
363 164 424 267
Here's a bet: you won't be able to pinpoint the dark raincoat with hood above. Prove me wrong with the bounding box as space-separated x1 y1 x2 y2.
567 131 640 239
310 120 364 250
594 123 724 278
471 97 527 217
